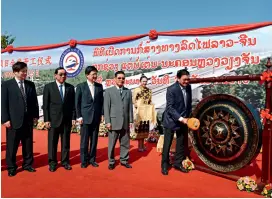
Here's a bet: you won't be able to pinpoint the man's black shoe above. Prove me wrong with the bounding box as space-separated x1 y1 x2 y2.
81 163 88 168
108 164 115 170
121 163 132 168
8 170 16 177
49 165 57 172
24 167 36 172
90 162 99 167
62 164 72 170
161 167 168 175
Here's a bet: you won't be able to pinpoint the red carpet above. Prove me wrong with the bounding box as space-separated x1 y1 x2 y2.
1 126 262 198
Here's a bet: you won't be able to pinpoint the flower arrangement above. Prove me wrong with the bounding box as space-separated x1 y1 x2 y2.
36 121 46 130
130 132 137 140
182 157 195 171
236 176 257 192
146 130 160 143
71 123 80 134
130 123 137 140
34 120 110 137
98 122 108 137
262 184 272 198
34 121 48 130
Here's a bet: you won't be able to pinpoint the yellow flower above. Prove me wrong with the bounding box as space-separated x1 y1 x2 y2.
264 189 268 194
237 184 244 190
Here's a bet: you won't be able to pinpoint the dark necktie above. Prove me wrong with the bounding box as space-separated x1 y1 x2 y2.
119 88 122 97
59 84 64 101
19 81 27 112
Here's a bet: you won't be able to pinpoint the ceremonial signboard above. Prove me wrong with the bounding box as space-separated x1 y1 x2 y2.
1 23 272 117
189 94 262 173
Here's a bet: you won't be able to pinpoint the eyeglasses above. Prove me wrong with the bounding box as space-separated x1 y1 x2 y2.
117 77 125 80
58 73 67 77
182 78 190 81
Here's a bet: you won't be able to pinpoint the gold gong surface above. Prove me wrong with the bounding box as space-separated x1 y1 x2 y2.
189 94 262 173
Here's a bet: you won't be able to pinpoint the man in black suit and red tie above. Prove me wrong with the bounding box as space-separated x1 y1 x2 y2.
75 66 104 168
161 69 192 175
1 61 39 177
43 67 76 172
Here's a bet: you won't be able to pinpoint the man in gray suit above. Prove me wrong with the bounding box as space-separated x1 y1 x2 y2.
104 71 133 170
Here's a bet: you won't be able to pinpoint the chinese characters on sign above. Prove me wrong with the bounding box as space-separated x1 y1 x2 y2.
1 56 52 68
2 70 40 78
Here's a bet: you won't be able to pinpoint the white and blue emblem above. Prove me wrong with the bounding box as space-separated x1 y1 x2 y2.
59 48 84 78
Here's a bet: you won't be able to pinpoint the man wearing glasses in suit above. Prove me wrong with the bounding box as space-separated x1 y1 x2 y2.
104 71 134 170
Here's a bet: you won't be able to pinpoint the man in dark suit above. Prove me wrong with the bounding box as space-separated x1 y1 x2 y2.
75 66 104 168
161 69 192 175
43 67 76 172
1 62 39 177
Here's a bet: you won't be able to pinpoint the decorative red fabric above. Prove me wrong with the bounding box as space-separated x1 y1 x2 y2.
69 39 77 48
149 29 158 40
2 21 272 54
3 42 69 53
6 45 14 53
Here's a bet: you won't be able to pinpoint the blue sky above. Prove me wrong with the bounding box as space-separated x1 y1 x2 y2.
2 0 271 47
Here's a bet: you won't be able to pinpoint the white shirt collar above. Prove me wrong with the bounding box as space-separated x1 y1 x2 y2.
116 86 123 90
56 80 64 87
87 80 94 86
179 85 186 90
15 77 24 83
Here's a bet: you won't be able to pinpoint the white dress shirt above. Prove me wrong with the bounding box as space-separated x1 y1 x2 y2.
116 86 123 94
178 85 187 123
56 80 65 97
87 80 95 99
77 80 95 121
15 77 25 93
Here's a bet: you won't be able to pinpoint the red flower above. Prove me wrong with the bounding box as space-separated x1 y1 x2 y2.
260 71 272 84
260 109 272 119
187 161 192 166
149 29 158 40
6 45 14 54
265 184 272 190
69 39 77 48
260 109 272 125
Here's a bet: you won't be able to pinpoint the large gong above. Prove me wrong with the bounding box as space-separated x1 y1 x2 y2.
190 94 262 173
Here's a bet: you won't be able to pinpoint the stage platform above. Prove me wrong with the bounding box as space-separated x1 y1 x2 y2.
1 127 262 198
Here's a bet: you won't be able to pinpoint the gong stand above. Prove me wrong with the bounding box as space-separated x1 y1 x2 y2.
189 58 272 186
